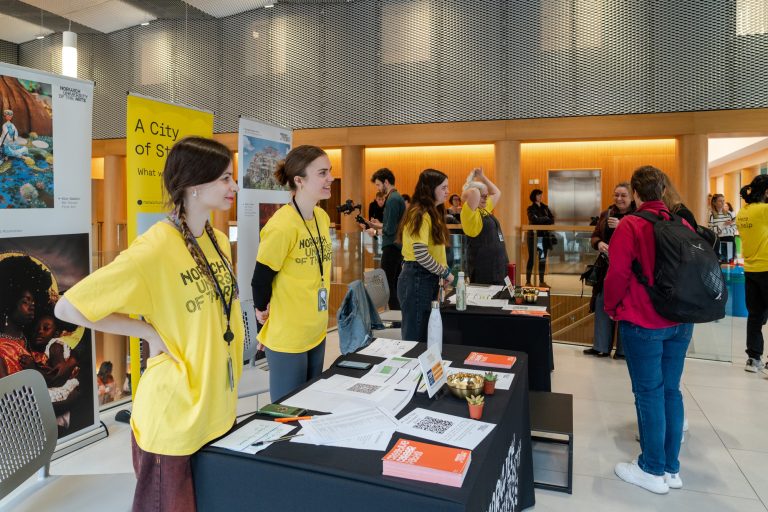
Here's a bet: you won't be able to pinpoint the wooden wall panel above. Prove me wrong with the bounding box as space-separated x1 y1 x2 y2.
363 145 495 210
519 139 678 220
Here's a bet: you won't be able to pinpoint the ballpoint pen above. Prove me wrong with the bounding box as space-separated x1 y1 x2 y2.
251 433 304 446
274 416 312 423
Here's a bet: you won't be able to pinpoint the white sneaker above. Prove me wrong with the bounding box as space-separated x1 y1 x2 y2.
615 461 669 494
745 358 765 373
664 472 683 489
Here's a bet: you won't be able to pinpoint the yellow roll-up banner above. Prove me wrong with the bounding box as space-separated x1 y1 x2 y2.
125 94 214 396
126 93 214 243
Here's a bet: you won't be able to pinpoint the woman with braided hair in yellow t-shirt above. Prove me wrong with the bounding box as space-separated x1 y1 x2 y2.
56 137 243 512
251 145 334 402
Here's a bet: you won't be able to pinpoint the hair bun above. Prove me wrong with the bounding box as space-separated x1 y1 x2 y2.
274 161 288 186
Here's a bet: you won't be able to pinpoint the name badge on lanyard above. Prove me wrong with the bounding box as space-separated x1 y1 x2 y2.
318 287 328 311
293 197 328 313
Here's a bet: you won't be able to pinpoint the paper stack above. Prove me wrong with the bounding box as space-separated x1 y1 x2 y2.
382 438 471 488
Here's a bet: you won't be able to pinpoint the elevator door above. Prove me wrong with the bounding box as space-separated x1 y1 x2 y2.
547 170 602 224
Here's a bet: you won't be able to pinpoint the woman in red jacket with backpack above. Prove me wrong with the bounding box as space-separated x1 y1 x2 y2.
603 166 694 495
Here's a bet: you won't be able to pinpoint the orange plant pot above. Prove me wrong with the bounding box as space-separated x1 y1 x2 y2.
483 380 496 395
468 403 484 420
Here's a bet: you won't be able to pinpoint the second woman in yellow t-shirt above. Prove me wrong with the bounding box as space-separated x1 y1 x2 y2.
398 169 454 343
251 145 334 401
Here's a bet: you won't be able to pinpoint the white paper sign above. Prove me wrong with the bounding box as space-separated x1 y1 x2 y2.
417 345 447 398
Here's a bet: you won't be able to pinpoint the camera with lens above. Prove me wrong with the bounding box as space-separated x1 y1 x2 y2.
336 199 362 215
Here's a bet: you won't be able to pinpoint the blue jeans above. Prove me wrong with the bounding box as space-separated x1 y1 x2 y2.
264 340 326 402
620 321 692 475
398 262 439 343
593 292 623 355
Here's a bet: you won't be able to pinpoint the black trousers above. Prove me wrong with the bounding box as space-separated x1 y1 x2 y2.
381 244 403 310
745 271 768 359
525 235 549 284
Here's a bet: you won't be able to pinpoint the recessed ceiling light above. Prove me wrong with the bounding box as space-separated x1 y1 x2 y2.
265 3 274 8
36 35 44 40
140 21 150 26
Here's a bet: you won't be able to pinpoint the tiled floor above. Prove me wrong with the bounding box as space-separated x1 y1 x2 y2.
3 327 767 511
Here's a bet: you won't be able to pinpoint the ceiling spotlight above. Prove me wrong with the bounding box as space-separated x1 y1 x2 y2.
265 3 275 8
36 35 45 40
140 21 150 26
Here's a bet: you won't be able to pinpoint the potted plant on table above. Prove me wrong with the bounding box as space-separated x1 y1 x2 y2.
466 394 485 420
513 288 524 305
483 372 498 395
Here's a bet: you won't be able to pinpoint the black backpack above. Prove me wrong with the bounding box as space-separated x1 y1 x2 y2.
631 210 727 323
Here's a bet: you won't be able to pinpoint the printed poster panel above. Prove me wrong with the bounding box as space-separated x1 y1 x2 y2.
0 234 96 440
236 118 291 347
0 62 93 236
125 93 214 243
0 63 97 444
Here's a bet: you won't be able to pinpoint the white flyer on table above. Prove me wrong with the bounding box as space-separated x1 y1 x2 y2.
445 367 515 390
211 419 296 454
292 428 394 451
358 339 418 358
397 408 496 450
299 407 400 444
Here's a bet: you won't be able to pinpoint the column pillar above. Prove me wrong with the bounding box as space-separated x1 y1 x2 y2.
494 140 521 284
677 135 708 225
723 172 742 212
101 155 127 395
340 145 365 233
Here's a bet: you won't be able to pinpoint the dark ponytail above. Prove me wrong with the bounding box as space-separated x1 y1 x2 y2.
740 174 768 204
275 145 327 190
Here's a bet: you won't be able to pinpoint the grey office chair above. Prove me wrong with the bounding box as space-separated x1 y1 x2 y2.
363 268 403 324
0 369 58 499
0 370 135 510
362 269 403 340
237 299 270 402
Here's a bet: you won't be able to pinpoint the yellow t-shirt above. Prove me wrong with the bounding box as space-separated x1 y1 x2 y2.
460 198 495 238
401 211 448 266
736 203 768 272
256 204 332 353
65 222 244 456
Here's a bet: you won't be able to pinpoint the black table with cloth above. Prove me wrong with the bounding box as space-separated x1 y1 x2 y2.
192 342 535 512
441 289 554 392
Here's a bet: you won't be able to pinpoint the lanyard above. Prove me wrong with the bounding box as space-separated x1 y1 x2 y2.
169 215 238 344
292 196 325 284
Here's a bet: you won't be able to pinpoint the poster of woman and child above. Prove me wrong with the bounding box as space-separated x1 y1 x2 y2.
0 233 95 439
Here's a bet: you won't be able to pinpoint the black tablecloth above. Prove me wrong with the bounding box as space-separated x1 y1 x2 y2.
193 343 535 512
442 289 553 392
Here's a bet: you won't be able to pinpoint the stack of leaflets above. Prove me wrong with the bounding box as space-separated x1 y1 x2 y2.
382 439 471 488
464 352 516 369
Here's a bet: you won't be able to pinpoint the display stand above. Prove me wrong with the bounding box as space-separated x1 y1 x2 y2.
529 391 573 494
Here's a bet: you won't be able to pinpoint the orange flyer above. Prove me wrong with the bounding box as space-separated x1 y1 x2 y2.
383 439 471 474
464 351 516 369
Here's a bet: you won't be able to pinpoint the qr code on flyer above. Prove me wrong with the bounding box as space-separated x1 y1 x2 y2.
348 383 381 395
413 416 453 435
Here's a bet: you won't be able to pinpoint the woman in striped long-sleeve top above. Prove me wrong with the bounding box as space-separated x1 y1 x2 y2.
397 169 454 343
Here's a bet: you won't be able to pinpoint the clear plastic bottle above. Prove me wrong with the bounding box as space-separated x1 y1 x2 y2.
427 300 443 355
456 271 467 311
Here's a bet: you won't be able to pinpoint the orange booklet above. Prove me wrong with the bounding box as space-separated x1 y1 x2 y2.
464 351 516 369
382 439 471 487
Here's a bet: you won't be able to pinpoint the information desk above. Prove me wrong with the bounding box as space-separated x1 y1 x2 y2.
193 343 535 511
441 291 553 392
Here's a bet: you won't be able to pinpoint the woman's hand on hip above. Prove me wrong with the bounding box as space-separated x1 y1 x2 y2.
255 304 270 325
145 328 180 363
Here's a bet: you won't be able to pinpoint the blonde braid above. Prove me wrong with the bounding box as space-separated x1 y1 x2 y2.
177 204 218 291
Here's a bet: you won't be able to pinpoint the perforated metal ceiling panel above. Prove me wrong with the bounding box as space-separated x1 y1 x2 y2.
0 39 18 64
14 0 768 139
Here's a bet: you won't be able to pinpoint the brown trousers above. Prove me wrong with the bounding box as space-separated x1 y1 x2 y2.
131 433 196 512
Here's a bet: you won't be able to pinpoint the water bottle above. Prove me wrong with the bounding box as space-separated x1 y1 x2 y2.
456 271 467 311
427 300 443 356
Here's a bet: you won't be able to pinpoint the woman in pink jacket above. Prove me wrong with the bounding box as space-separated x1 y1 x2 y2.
603 166 693 495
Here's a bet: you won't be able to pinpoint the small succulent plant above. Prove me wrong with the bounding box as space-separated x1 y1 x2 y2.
484 371 498 382
466 394 485 406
